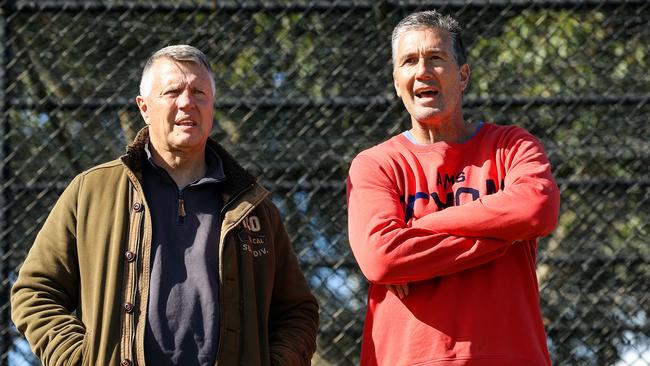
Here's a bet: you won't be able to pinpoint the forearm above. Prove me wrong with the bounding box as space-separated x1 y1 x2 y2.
416 176 560 241
417 131 560 241
349 221 511 283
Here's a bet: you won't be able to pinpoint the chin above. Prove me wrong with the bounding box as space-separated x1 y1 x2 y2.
414 113 445 125
170 137 206 150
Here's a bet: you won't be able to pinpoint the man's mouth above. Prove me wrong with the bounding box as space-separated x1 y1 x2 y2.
415 89 438 98
175 119 196 126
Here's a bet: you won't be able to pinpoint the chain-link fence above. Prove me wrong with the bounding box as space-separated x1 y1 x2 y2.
0 0 648 365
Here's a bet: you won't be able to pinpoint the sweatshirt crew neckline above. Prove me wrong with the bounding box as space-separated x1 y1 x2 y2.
400 121 486 152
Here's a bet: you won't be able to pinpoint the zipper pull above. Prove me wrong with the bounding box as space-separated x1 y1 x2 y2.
178 197 186 219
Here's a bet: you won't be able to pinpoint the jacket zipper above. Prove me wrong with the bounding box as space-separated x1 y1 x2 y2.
178 190 186 225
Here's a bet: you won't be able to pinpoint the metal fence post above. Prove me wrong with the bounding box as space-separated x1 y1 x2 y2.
0 1 12 363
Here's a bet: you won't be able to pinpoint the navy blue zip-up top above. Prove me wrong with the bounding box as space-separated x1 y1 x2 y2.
142 143 226 366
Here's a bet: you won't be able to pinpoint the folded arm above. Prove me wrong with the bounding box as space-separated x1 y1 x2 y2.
417 128 560 241
347 155 512 284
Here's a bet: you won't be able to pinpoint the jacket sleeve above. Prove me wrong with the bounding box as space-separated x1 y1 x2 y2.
347 154 512 284
266 202 319 366
11 175 85 366
414 127 560 242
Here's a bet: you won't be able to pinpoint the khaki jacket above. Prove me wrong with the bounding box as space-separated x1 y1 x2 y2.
11 128 319 366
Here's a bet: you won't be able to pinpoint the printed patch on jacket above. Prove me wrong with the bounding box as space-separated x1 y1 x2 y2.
238 216 270 258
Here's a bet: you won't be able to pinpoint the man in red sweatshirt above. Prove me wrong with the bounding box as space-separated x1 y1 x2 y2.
346 10 560 366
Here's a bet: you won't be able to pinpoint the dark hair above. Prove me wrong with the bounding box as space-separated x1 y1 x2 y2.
391 10 467 67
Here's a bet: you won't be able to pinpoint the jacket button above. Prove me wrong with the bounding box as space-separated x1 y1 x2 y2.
132 202 143 212
123 302 134 313
124 251 136 262
120 360 132 366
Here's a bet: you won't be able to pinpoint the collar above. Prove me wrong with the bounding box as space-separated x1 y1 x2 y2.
144 141 226 186
122 126 258 198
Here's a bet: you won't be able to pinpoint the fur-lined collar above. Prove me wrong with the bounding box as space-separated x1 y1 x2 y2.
121 127 258 197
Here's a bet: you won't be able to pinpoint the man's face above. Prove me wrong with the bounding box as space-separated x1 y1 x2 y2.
136 58 214 155
393 27 470 126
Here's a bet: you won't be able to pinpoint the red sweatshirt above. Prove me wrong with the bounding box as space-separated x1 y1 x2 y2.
347 123 559 366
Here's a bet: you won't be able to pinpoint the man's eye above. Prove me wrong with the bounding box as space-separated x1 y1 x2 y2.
403 58 416 65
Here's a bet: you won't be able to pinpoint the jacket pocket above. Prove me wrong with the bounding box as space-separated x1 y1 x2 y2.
64 330 90 366
80 330 92 366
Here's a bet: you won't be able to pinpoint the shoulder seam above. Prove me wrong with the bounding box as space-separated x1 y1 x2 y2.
78 159 123 176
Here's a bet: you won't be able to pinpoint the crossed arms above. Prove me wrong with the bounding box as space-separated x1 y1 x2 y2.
346 129 560 287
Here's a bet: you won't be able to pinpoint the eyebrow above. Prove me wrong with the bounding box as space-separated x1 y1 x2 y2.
398 48 448 61
161 86 181 94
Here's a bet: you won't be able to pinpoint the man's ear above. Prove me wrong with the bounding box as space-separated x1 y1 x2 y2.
459 63 471 92
135 96 150 125
393 71 401 98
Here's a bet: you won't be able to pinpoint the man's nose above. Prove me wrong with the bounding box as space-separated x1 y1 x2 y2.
415 58 432 79
177 89 194 108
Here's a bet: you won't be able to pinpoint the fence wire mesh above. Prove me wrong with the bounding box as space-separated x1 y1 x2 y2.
0 0 648 365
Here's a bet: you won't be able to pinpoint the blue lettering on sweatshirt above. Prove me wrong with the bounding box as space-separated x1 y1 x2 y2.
403 178 504 222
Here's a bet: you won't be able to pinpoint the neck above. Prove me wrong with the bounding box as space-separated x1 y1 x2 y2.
409 114 474 145
150 145 207 189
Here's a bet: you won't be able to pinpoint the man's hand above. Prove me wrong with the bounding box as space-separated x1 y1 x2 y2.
386 283 410 299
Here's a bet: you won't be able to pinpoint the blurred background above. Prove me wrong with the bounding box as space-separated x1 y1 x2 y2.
0 0 648 365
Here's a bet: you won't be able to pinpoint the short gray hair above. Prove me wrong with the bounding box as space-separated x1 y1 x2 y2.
139 44 216 97
391 10 467 67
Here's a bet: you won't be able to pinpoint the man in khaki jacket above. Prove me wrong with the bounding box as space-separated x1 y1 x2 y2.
11 45 319 366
